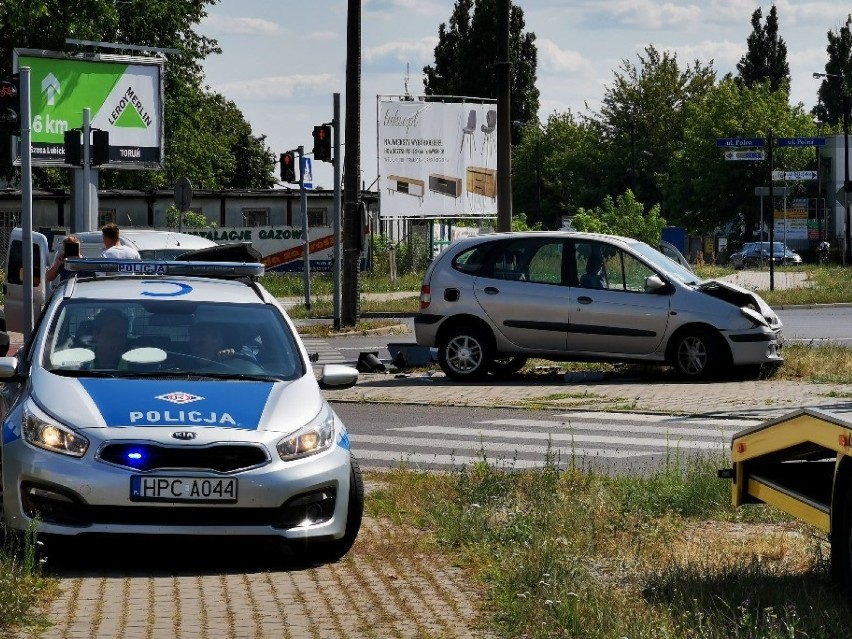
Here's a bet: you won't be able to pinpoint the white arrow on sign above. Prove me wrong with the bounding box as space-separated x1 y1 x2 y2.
725 150 765 161
41 73 60 106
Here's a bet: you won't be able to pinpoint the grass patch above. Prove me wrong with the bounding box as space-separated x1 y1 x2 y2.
365 451 852 638
0 523 57 636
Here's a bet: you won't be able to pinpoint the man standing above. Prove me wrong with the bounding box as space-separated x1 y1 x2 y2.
101 223 141 259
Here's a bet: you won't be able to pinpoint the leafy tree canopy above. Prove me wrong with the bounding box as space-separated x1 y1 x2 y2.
0 0 275 190
571 190 666 246
736 6 790 92
813 14 852 129
423 0 538 144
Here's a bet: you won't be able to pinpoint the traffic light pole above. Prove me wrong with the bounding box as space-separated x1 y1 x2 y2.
20 66 34 340
332 93 342 329
298 145 311 309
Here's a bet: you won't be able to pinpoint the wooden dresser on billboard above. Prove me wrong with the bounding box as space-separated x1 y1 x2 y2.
428 173 463 198
466 166 496 198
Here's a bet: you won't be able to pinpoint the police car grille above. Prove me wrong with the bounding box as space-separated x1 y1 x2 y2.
99 443 268 472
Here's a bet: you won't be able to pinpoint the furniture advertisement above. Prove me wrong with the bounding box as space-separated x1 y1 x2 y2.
377 97 498 219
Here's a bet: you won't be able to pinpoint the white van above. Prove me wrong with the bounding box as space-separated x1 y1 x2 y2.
3 228 218 333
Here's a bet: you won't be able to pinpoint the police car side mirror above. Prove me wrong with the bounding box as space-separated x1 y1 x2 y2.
0 356 21 380
317 364 359 390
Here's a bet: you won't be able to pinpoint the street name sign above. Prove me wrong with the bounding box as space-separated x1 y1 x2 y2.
725 150 765 161
772 170 818 181
716 137 766 147
776 137 826 147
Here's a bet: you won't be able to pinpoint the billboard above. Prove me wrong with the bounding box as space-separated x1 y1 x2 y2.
378 97 497 218
13 49 164 169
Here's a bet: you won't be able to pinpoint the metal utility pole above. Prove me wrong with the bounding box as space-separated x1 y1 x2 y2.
298 145 311 309
768 130 775 292
495 0 512 232
342 0 361 326
333 93 342 329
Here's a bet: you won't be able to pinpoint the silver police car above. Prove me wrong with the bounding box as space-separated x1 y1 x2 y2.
415 231 783 381
0 259 362 562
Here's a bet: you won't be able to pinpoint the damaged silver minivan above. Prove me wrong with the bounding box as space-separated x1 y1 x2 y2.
414 231 783 381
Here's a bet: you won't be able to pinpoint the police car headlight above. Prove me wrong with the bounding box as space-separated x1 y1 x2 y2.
276 404 336 461
22 405 89 457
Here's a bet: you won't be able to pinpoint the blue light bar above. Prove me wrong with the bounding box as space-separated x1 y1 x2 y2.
64 259 265 278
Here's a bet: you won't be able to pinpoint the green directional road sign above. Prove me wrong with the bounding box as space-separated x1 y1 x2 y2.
12 49 164 169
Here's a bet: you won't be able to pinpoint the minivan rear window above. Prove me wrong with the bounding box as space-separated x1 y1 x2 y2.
452 245 492 275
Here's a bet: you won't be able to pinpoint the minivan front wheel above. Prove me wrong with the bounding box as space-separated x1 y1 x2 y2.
438 327 493 381
671 328 721 380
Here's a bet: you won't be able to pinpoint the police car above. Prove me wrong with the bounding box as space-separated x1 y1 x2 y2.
0 259 363 562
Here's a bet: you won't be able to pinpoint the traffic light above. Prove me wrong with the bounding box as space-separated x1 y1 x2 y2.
0 74 21 135
64 130 82 166
312 124 332 162
280 151 296 182
92 129 110 165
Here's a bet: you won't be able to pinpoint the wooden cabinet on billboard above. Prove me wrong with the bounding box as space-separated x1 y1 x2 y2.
387 175 425 198
466 166 496 198
428 174 462 198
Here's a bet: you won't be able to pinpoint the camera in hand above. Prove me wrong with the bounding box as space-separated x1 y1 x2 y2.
63 240 80 258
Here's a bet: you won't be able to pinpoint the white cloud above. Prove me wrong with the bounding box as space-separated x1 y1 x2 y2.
364 37 438 64
536 38 592 74
200 15 281 36
604 0 703 29
211 74 337 101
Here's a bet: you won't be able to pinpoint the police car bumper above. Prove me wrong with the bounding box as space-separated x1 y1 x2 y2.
1 427 353 540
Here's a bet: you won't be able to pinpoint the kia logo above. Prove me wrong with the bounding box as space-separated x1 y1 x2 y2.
172 431 197 440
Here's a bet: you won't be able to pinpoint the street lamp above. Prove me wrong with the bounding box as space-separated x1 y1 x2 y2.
813 71 851 264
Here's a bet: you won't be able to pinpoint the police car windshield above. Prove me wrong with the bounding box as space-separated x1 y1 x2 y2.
42 299 304 380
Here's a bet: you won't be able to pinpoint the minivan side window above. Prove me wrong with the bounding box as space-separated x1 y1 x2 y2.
6 241 43 285
490 239 564 284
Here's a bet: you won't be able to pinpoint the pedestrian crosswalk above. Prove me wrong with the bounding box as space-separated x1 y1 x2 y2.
301 337 346 365
348 411 763 472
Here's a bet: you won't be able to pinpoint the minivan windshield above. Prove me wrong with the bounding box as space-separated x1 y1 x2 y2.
628 241 702 285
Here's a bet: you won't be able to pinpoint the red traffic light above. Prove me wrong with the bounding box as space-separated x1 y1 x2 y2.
313 124 332 162
280 151 297 182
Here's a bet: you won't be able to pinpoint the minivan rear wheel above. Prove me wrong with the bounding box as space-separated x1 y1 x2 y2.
438 327 493 381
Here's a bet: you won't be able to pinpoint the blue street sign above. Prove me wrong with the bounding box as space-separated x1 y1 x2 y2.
301 157 313 189
716 137 766 147
776 137 827 147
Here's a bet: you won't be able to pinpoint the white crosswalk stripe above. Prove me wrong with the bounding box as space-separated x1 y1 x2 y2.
301 338 346 365
349 413 762 470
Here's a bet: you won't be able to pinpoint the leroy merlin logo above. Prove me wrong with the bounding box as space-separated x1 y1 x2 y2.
107 87 154 128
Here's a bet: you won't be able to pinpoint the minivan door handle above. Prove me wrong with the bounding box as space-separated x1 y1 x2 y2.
483 286 500 295
577 296 593 304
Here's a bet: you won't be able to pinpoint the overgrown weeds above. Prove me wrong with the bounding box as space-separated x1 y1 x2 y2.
366 452 852 638
0 521 55 635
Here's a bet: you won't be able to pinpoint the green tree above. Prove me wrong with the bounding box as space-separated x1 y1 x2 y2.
0 0 275 190
165 204 213 228
667 77 816 236
423 0 538 144
813 14 852 129
736 6 790 92
571 190 666 245
595 45 716 217
512 113 607 229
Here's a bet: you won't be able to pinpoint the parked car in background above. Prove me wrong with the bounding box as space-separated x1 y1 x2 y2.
732 242 802 269
414 231 784 382
729 243 755 270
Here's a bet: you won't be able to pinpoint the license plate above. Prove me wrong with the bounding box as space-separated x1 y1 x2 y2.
130 476 238 503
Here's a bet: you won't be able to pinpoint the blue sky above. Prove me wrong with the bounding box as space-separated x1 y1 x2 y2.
198 0 852 190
